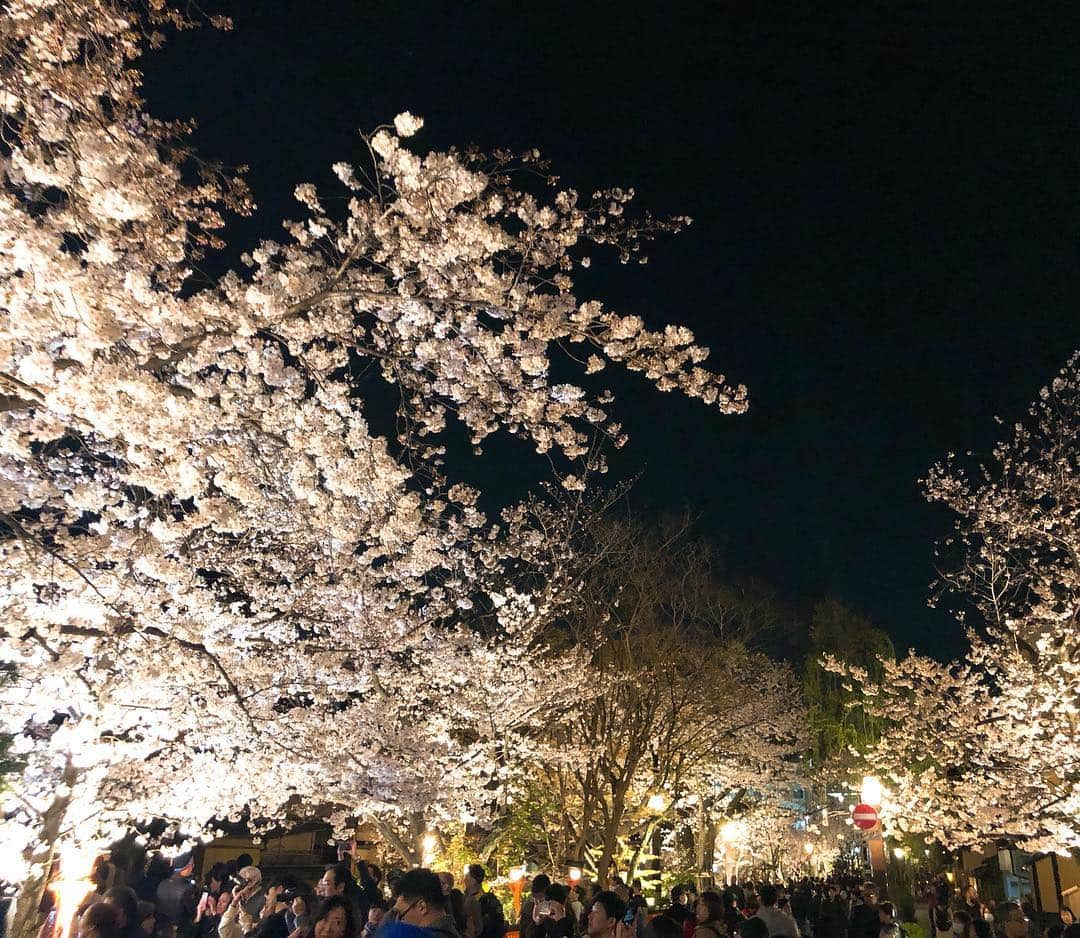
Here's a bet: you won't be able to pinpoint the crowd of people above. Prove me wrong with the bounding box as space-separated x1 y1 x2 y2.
35 852 1080 938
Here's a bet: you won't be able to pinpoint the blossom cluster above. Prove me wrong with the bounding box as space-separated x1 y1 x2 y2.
0 0 747 888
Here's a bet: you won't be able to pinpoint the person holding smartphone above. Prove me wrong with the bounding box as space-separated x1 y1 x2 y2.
533 885 572 938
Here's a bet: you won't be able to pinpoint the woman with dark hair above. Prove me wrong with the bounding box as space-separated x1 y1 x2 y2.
643 916 684 938
720 894 741 936
535 884 573 938
693 893 726 938
313 898 359 938
80 903 122 938
104 886 143 938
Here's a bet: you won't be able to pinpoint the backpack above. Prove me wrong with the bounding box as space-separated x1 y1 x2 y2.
933 906 953 930
478 891 508 938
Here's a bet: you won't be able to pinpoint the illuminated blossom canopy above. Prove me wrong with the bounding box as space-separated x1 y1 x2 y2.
830 352 1080 854
0 0 749 892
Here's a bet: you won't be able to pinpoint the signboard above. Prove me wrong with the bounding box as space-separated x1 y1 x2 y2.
852 802 879 830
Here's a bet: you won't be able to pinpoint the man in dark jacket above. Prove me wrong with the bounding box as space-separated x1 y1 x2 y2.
156 854 198 938
848 886 880 938
815 884 847 937
392 870 461 938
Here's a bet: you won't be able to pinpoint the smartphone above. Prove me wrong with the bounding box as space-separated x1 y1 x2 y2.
537 901 552 917
621 907 635 925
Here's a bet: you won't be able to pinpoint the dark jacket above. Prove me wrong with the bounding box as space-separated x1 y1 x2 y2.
425 914 462 938
249 911 291 938
848 902 879 938
156 875 198 933
816 897 848 936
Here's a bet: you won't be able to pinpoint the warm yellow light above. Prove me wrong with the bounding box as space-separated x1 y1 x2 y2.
893 847 907 860
803 842 815 855
568 867 582 883
52 843 98 938
647 793 666 813
508 865 525 883
945 871 954 883
861 775 883 807
720 820 746 844
422 832 438 852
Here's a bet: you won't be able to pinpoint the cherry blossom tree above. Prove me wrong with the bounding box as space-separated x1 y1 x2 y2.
533 520 805 882
0 0 749 929
830 352 1080 853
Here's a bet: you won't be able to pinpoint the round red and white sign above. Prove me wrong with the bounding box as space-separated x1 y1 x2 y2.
852 803 879 830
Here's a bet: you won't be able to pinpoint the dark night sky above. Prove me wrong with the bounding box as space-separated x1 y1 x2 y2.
143 3 1080 659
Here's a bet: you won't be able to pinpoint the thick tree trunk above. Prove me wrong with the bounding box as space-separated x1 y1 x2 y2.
10 855 52 938
594 784 628 884
367 807 425 867
11 758 78 938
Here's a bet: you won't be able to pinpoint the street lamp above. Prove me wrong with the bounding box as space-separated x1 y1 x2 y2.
861 775 883 808
647 793 667 814
508 865 526 918
421 832 437 867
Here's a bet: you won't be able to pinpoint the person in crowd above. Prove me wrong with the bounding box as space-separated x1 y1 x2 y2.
312 898 359 938
579 885 601 936
195 866 233 938
1050 910 1078 938
928 879 951 938
720 894 741 936
437 876 455 901
584 892 625 938
740 895 758 922
961 888 980 921
692 892 725 938
285 892 314 938
361 902 388 938
790 885 812 937
641 916 682 938
219 871 262 938
156 854 199 938
237 868 266 923
80 903 122 938
357 864 383 911
849 886 880 938
665 887 694 930
876 902 902 938
390 869 459 938
752 886 799 938
520 875 552 938
136 902 157 938
1001 903 1029 938
534 884 573 938
610 886 641 938
103 886 143 938
462 865 497 938
318 865 367 929
815 882 847 937
567 886 584 931
138 857 176 904
447 890 468 938
735 920 767 938
251 883 300 938
952 910 975 938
